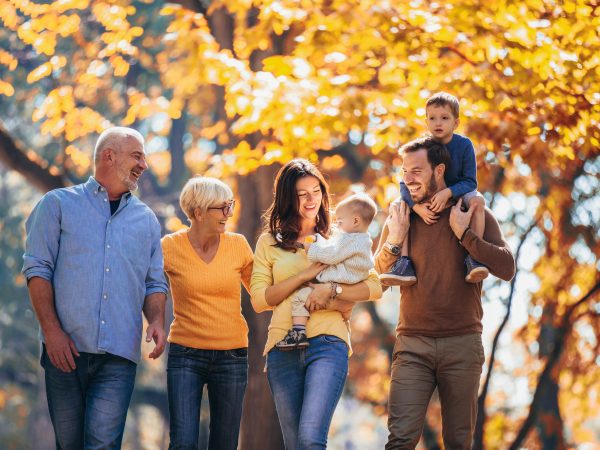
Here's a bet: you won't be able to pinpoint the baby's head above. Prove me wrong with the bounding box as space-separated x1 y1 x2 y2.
334 194 377 234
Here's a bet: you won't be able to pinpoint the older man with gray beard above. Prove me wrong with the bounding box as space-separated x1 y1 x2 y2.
23 127 168 450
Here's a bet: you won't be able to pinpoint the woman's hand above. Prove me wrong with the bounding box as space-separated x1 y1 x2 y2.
299 262 327 283
304 282 331 312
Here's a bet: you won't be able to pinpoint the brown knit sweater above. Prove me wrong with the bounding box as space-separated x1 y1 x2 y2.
375 206 515 337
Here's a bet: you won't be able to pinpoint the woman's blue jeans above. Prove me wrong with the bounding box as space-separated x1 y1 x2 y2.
41 345 137 450
167 343 248 450
267 334 349 450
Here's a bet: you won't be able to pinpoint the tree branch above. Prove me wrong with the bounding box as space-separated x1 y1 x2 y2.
473 215 540 450
0 125 67 192
317 141 370 182
508 280 600 450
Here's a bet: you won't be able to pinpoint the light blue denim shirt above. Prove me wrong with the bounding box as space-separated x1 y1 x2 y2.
22 177 168 363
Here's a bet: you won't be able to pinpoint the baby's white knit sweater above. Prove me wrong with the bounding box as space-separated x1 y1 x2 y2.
306 231 374 284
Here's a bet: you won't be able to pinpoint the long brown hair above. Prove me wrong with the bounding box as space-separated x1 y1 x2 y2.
263 159 331 251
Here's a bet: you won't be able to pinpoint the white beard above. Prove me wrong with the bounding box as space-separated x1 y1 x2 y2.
117 166 138 191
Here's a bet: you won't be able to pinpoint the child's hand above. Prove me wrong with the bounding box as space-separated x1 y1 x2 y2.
413 203 438 225
429 188 452 213
299 262 327 283
303 234 316 252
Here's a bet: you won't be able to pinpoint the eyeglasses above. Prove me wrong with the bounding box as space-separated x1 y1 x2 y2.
207 200 235 216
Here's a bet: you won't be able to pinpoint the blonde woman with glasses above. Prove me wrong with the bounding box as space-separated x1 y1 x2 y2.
161 176 253 450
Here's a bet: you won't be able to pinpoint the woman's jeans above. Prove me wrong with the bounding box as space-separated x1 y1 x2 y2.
41 345 137 450
167 343 248 450
267 334 349 450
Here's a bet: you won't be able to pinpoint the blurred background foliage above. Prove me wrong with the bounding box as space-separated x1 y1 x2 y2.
0 0 599 448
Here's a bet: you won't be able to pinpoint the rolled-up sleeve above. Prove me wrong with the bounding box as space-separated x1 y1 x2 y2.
364 270 383 301
22 193 61 282
145 216 168 296
250 234 274 313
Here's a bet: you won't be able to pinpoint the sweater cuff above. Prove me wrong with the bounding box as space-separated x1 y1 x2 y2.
250 288 273 313
374 249 397 274
460 228 478 252
459 227 471 243
365 271 383 301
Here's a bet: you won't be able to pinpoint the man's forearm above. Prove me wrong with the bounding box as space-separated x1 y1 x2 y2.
28 277 63 334
374 224 402 274
143 292 167 326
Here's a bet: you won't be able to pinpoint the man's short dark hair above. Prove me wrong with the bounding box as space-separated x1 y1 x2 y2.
399 135 451 171
426 92 460 118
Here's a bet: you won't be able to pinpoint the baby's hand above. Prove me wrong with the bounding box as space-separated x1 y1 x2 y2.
429 188 452 213
413 203 438 225
303 234 317 251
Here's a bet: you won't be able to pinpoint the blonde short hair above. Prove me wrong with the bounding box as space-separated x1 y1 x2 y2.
336 194 378 224
179 177 234 220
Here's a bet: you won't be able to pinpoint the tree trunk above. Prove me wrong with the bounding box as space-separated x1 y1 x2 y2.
508 282 600 449
535 377 565 449
473 218 539 450
237 164 284 450
167 108 190 192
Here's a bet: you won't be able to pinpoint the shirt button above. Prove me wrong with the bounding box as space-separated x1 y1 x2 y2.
106 244 110 249
101 321 105 324
104 199 107 202
103 294 107 299
105 267 110 272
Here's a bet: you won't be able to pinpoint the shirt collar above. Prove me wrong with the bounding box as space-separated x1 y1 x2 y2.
85 176 132 200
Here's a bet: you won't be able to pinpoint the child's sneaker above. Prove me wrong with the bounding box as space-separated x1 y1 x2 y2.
379 256 417 287
275 329 300 351
465 255 489 283
275 329 310 351
296 330 309 349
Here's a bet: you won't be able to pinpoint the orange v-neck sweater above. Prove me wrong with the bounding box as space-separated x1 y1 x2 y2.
161 230 254 350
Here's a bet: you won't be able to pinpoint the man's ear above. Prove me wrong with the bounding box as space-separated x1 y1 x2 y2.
435 163 446 179
103 148 115 164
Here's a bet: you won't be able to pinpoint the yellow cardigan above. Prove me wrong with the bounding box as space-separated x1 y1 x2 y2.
251 232 382 355
162 230 253 350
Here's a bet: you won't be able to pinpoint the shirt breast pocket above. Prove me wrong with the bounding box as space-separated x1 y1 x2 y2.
114 224 152 272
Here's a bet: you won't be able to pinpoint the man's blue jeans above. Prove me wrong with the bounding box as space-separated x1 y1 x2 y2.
267 334 349 450
41 345 137 450
167 343 248 450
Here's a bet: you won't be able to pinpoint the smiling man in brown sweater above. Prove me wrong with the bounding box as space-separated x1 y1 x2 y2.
375 135 515 450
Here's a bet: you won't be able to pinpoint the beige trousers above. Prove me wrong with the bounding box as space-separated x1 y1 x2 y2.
386 333 485 450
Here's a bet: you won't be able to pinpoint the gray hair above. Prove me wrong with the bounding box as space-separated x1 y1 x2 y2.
93 127 144 163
